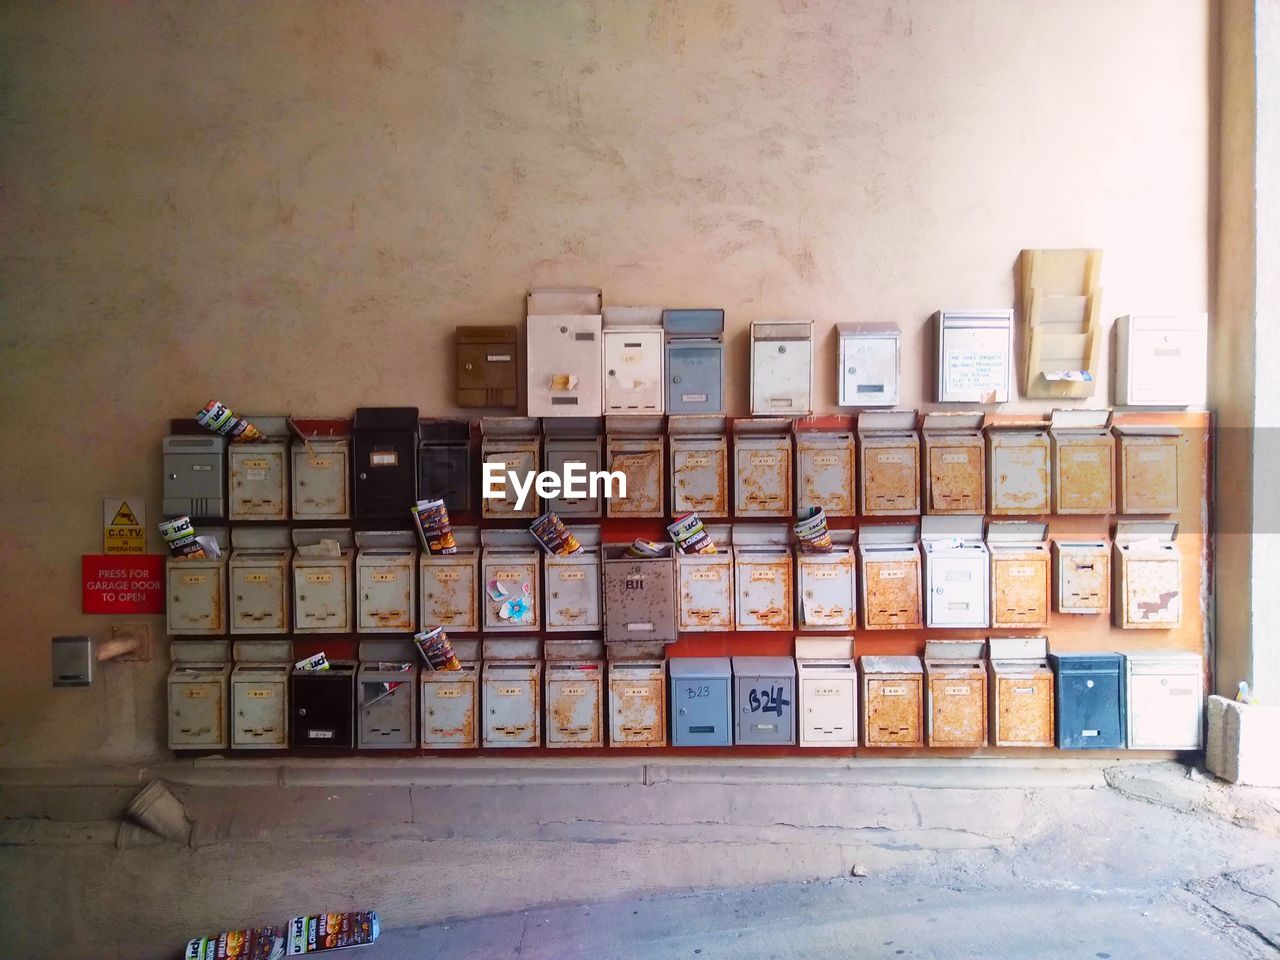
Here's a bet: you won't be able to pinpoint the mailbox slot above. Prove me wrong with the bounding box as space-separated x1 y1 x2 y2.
1115 425 1182 514
358 640 418 750
921 516 990 628
733 525 793 631
355 531 417 634
676 525 734 632
1114 314 1208 407
837 322 900 407
603 543 677 643
482 640 542 747
228 416 291 521
796 636 857 747
292 528 354 634
1125 652 1203 749
480 529 541 632
608 657 667 747
417 419 472 514
419 527 481 633
163 435 226 519
987 420 1051 516
231 639 291 750
542 417 604 517
796 530 856 631
421 639 480 749
545 641 605 748
480 417 541 519
934 310 1014 404
795 420 856 517
167 526 229 636
1050 409 1116 514
733 656 796 745
168 640 231 750
988 521 1051 628
1053 539 1110 615
924 639 988 748
292 434 350 520
602 306 664 414
987 636 1055 747
228 526 292 635
290 659 357 748
544 527 602 632
526 310 604 417
1050 652 1126 750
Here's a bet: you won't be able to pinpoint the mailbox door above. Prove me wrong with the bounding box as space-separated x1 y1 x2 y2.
839 336 897 406
671 443 728 517
928 674 986 747
544 443 602 516
232 674 288 748
735 441 793 517
796 443 854 517
1058 670 1124 749
167 564 225 635
457 340 517 408
359 682 415 748
1129 673 1201 748
736 676 795 744
290 675 354 748
1123 557 1181 627
990 439 1051 515
609 672 665 746
752 338 811 414
546 676 603 747
293 562 352 633
862 442 920 515
797 555 855 630
230 560 289 634
545 558 602 631
357 556 416 633
420 557 479 633
606 443 664 517
1120 439 1180 514
735 555 793 630
483 673 539 746
1055 439 1116 514
482 445 539 519
993 673 1054 746
672 678 731 746
667 342 723 414
677 556 734 632
864 678 922 746
169 680 224 748
800 676 857 745
603 330 664 413
230 446 288 520
926 555 986 628
354 434 417 519
421 678 477 748
604 558 677 642
1059 552 1109 614
418 445 471 514
927 442 985 514
164 445 224 517
481 556 540 631
862 559 921 629
293 445 349 519
992 555 1050 627
527 316 603 416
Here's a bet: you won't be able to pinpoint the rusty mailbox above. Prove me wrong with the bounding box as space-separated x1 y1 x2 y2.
734 418 794 518
167 526 229 636
795 418 856 518
796 636 858 747
987 418 1051 516
168 640 231 751
420 638 480 749
542 417 604 518
230 639 291 750
526 287 603 418
987 636 1055 747
1053 539 1110 615
858 411 921 516
734 524 794 631
988 521 1051 629
858 524 922 631
602 306 665 415
796 530 856 631
750 320 813 415
456 324 519 409
921 516 990 628
606 416 665 518
603 542 677 643
1115 425 1182 515
481 529 541 632
676 524 735 632
481 638 542 748
1050 409 1116 514
922 413 986 515
545 639 605 748
1113 521 1181 629
291 421 350 520
544 526 602 632
417 418 472 515
228 526 292 635
229 415 291 521
860 655 924 748
355 531 418 634
292 528 354 634
608 649 667 747
924 639 988 748
480 417 541 520
357 639 417 750
419 526 480 634
669 416 729 518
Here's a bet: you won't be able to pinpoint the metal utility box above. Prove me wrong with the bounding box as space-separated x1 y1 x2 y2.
230 639 291 750
923 639 987 748
1114 314 1209 407
860 656 924 748
544 527 602 632
482 638 542 747
987 636 1055 747
163 435 226 518
609 656 667 747
1050 410 1116 514
526 312 604 417
796 637 858 747
1053 539 1110 615
858 524 922 630
52 636 92 687
751 321 813 415
603 542 677 643
669 416 729 517
796 530 856 631
358 640 418 750
456 325 519 409
602 306 665 414
1050 652 1126 750
664 308 725 414
352 407 420 520
355 531 417 634
481 529 541 632
921 516 990 628
228 527 292 635
986 420 1051 515
542 418 604 517
167 527 229 636
420 638 480 749
734 418 794 517
988 521 1051 628
733 656 796 745
934 310 1014 404
292 433 350 520
605 416 665 517
168 640 231 750
480 417 541 519
676 524 734 631
417 419 472 514
419 527 480 633
228 415 290 521
670 657 733 747
922 413 986 515
545 640 605 748
734 525 794 631
292 528 355 634
1113 522 1181 629
858 411 921 516
837 322 900 407
1115 425 1181 514
795 420 856 517
290 659 357 748
1126 652 1203 749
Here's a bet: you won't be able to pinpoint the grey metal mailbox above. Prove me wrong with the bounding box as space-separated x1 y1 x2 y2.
664 308 725 415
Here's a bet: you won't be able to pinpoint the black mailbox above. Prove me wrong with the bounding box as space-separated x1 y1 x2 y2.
418 419 472 514
290 659 357 748
353 407 419 519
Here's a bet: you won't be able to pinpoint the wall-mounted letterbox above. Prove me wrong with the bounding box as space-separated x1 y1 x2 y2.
608 652 667 747
670 657 733 747
1115 425 1181 514
230 639 291 750
923 639 987 748
355 532 417 634
358 640 418 750
481 529 541 632
734 524 793 631
353 407 419 520
1113 521 1181 629
456 325 519 409
542 417 604 517
417 419 472 515
482 638 542 747
858 524 922 630
921 516 990 628
1053 539 1110 615
669 416 729 518
751 321 813 415
291 659 357 748
163 435 226 518
1050 410 1115 514
860 656 924 748
837 322 900 407
796 530 856 631
935 310 1014 404
1126 652 1203 750
420 639 480 749
603 543 677 643
795 419 855 517
734 418 793 517
544 527 602 632
480 417 541 519
796 636 857 747
988 521 1051 628
228 527 291 635
292 528 354 634
419 527 480 634
545 640 605 748
664 308 725 414
602 306 665 414
676 524 734 631
1050 651 1126 750
1114 314 1208 407
167 527 229 636
229 415 290 521
291 428 350 521
987 636 1055 747
526 311 604 417
605 416 665 517
733 656 796 745
987 419 1051 516
858 411 921 515
168 640 231 750
922 413 986 515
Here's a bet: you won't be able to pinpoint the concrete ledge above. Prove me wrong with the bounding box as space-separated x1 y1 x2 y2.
1207 695 1280 786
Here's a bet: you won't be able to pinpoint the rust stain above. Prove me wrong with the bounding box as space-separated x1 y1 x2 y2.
864 677 923 746
671 444 728 516
796 439 854 515
992 554 1050 627
1054 436 1116 513
926 440 986 513
735 441 792 516
1121 556 1181 628
926 670 987 747
610 676 665 747
993 674 1054 746
1119 435 1180 513
607 445 664 517
861 438 920 515
678 558 734 631
737 556 793 630
863 559 922 629
989 435 1051 515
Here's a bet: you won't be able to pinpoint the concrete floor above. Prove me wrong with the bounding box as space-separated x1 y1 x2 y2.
1 759 1278 959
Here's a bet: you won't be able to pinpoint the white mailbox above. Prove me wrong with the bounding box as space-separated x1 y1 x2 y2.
796 636 858 747
228 415 291 521
1053 539 1110 615
751 321 813 415
420 638 480 749
1113 521 1181 629
837 322 900 407
921 516 990 628
1126 652 1203 749
482 638 542 747
858 524 923 630
858 411 921 516
795 419 856 518
481 529 541 632
355 531 418 634
676 524 735 632
291 430 350 520
526 313 604 417
544 526 602 632
608 655 667 747
545 640 605 748
733 524 793 631
419 526 480 634
602 306 665 414
734 418 793 518
669 416 729 518
230 639 291 750
167 526 229 636
480 417 541 520
168 640 231 750
228 527 291 635
292 528 354 634
934 311 1014 404
1114 314 1208 407
796 530 856 631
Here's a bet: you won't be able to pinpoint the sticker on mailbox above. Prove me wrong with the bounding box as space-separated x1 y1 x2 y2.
434 688 462 698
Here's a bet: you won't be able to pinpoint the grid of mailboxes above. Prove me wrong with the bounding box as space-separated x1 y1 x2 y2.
165 285 1209 755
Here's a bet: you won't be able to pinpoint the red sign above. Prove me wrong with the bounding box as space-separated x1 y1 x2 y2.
82 554 165 614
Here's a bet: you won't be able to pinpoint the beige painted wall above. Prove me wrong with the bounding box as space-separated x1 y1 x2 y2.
0 0 1212 763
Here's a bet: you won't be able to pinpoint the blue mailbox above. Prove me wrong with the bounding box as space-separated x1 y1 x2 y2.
1049 652 1126 749
664 309 725 415
732 656 796 745
670 657 733 747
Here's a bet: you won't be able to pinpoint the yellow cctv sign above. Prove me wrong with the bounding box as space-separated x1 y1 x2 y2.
103 498 146 555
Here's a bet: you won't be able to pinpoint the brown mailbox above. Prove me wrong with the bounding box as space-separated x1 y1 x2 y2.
1115 424 1182 515
858 411 921 516
1050 409 1116 514
922 412 986 515
860 655 924 748
923 639 988 748
456 325 519 408
988 521 1051 628
987 636 1055 747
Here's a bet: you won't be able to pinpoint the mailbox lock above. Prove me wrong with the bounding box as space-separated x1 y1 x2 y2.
168 472 178 480
778 345 787 354
359 472 368 480
1086 680 1094 688
298 707 307 716
608 369 616 376
672 375 682 384
560 326 568 334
